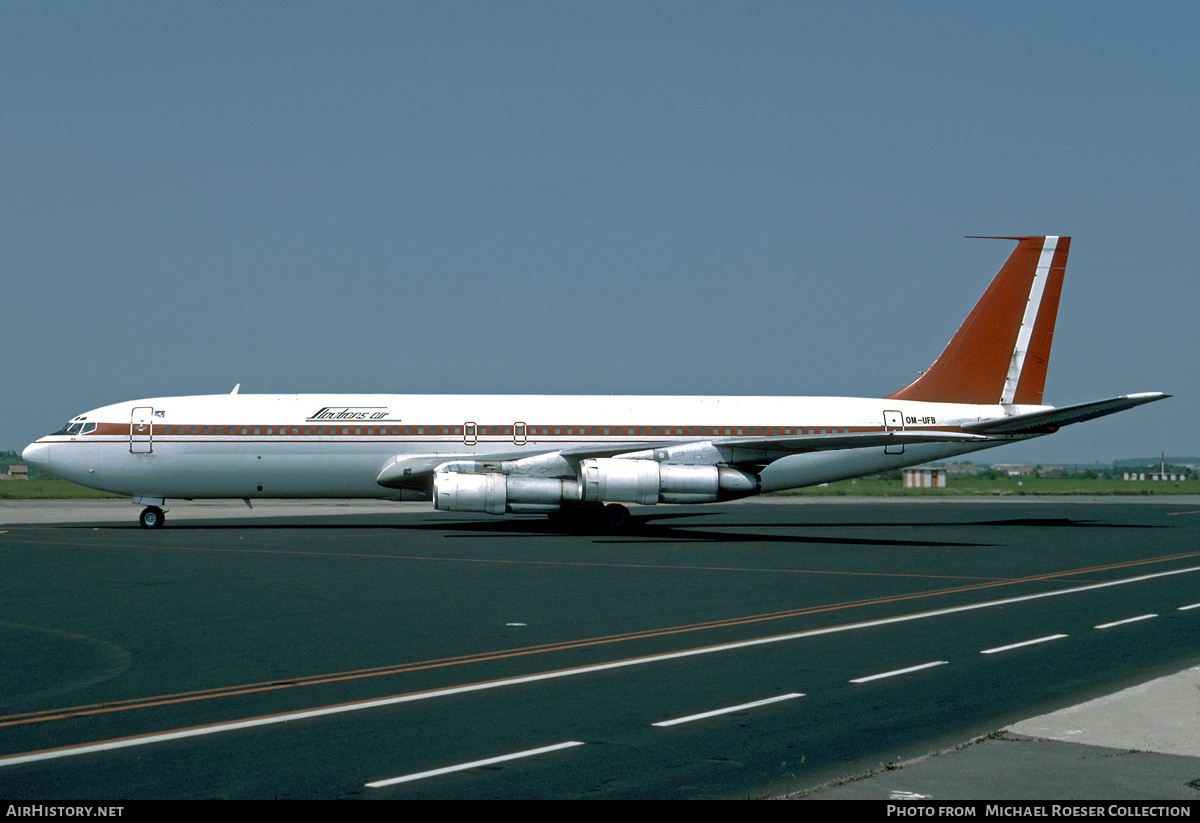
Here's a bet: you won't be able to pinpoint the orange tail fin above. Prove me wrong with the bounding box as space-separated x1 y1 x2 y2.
887 236 1069 405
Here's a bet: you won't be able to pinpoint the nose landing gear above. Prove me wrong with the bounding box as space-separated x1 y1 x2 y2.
139 506 166 529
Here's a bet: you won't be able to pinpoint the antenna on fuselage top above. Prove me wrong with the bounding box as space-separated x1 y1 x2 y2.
231 383 240 394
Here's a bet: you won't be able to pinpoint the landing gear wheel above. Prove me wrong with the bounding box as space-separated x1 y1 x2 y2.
139 506 165 529
604 503 630 530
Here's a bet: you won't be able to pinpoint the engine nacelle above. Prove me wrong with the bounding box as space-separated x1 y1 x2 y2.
578 459 758 505
433 472 578 514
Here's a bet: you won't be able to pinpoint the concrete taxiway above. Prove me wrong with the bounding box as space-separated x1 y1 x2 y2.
1 497 1198 799
800 663 1200 800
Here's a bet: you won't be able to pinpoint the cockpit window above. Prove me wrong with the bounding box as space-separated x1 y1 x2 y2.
53 420 95 435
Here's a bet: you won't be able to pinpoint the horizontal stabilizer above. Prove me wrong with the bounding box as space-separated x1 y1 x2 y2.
961 393 1170 435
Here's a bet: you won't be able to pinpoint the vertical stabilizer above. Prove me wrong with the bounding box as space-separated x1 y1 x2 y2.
886 236 1069 405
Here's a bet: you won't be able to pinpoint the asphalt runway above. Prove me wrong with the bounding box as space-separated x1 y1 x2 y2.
1 497 1198 799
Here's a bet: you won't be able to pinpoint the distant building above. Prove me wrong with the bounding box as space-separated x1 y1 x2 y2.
903 466 946 488
994 464 1034 476
1122 472 1188 482
2 465 28 480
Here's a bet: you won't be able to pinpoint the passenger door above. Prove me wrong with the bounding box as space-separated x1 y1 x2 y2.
883 409 904 454
131 407 154 454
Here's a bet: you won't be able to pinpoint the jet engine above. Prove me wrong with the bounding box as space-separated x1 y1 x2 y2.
578 458 757 504
432 472 579 514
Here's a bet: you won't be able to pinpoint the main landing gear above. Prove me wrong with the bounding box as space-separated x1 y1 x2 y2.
139 506 166 529
603 503 630 529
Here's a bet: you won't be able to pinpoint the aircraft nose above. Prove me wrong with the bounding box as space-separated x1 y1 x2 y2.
22 441 51 473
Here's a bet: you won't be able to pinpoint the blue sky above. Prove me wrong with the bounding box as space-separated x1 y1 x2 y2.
3 2 1195 463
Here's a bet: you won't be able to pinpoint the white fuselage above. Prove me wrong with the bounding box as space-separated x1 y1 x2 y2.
24 393 1037 502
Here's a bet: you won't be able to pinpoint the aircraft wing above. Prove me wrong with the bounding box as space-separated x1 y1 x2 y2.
565 431 994 469
961 393 1170 435
704 430 994 469
376 431 998 489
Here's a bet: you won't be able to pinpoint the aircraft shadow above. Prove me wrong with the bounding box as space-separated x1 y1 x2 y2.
57 512 1160 547
62 511 994 547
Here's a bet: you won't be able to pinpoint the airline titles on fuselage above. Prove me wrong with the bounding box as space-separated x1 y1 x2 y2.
307 407 395 422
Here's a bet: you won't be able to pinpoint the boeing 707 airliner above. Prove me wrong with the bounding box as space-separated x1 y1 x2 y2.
23 236 1168 528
